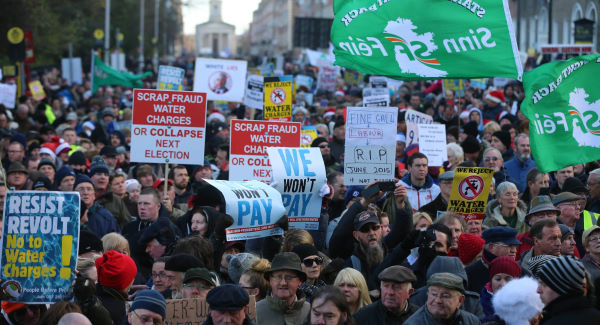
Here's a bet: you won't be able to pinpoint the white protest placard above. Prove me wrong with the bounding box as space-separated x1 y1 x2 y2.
405 109 434 147
193 58 247 102
306 49 333 67
295 75 313 91
60 57 83 85
157 65 185 91
110 53 126 71
244 75 263 110
267 147 326 231
229 120 301 183
418 124 447 167
344 107 398 185
316 65 338 92
369 76 387 88
0 83 17 109
362 88 390 107
130 89 207 164
205 180 285 241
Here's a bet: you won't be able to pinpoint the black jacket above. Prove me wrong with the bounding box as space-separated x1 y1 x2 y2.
354 300 418 325
419 194 447 221
540 295 600 325
96 284 127 325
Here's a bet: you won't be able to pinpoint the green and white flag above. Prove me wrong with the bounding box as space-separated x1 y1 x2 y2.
91 54 151 93
521 54 600 173
331 0 522 80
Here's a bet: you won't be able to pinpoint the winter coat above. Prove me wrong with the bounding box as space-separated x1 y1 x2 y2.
175 206 220 238
480 283 495 322
581 254 600 285
96 190 132 228
354 300 418 325
465 249 495 293
96 284 127 325
204 315 256 325
540 294 600 325
404 305 480 325
419 193 447 221
255 294 310 325
398 173 441 212
85 201 120 238
483 199 529 234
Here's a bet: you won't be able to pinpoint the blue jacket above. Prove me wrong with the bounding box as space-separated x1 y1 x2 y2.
86 202 120 237
503 156 536 192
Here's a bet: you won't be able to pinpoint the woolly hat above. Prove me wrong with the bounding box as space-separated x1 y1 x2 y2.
526 254 557 277
1 302 25 315
79 229 103 255
68 150 87 166
227 253 258 284
457 233 485 265
489 256 522 281
493 277 544 325
95 250 138 291
492 131 511 150
126 179 142 193
89 156 109 176
291 243 320 260
164 254 204 273
129 289 167 320
82 121 96 131
486 90 505 104
311 137 328 148
38 158 56 171
54 166 76 188
40 147 57 160
461 135 480 154
537 255 585 296
33 176 52 190
463 121 479 138
74 174 94 190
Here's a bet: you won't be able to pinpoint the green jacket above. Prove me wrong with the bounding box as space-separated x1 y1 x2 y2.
256 294 310 325
97 191 131 228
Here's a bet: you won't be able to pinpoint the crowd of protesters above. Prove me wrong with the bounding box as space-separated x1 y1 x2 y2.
0 57 599 325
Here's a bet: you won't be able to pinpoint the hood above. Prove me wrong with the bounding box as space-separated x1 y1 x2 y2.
469 107 484 130
400 173 435 190
181 205 220 237
426 256 468 283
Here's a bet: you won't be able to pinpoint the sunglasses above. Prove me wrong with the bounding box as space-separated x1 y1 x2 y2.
303 257 323 267
359 224 381 233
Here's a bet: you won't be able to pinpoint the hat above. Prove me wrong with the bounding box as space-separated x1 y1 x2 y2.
66 112 78 121
333 118 345 129
344 186 363 206
164 254 204 273
561 177 588 194
439 171 455 181
311 137 328 148
457 233 485 265
292 106 308 115
334 89 345 97
82 121 96 131
54 166 76 187
427 272 465 293
207 284 249 311
378 265 417 283
396 133 406 143
461 135 480 154
482 227 521 245
492 277 544 325
582 225 600 246
152 177 174 189
74 174 94 190
68 150 87 166
89 156 109 176
129 290 167 320
264 252 306 282
207 111 226 124
558 224 574 240
100 145 117 157
492 131 511 149
33 176 52 190
7 162 27 175
10 133 26 149
126 179 142 192
1 302 25 315
526 196 561 221
526 255 557 277
537 256 585 296
116 146 127 154
227 253 258 284
291 244 319 261
183 267 215 286
79 229 103 255
38 158 56 172
138 218 178 247
489 256 522 282
102 107 115 118
95 250 138 290
353 210 379 231
551 191 580 206
55 142 71 155
323 108 335 119
486 90 505 105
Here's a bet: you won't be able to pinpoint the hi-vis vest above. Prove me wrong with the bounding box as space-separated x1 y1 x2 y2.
583 210 600 230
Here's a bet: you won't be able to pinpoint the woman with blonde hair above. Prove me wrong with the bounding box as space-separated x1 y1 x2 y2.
239 258 271 302
101 232 130 255
334 267 372 315
280 229 314 253
412 212 433 230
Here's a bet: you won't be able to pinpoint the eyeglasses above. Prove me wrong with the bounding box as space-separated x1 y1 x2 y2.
183 283 209 290
588 236 600 242
151 272 167 279
271 274 298 282
318 144 330 148
303 257 323 267
132 309 163 325
359 224 381 233
483 157 500 162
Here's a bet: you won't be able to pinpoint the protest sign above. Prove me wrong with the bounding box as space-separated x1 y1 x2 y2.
264 76 293 121
442 79 465 97
301 126 318 148
306 49 334 67
316 65 338 92
130 89 206 165
193 58 247 102
164 295 256 324
521 54 600 172
295 75 313 91
493 77 509 88
418 124 447 167
344 69 363 86
344 107 398 185
157 65 185 91
0 191 79 303
405 109 434 147
229 120 301 182
363 88 390 107
369 76 388 88
331 0 522 80
447 167 494 220
60 57 83 85
267 147 326 230
28 80 46 101
258 63 274 76
205 180 285 240
244 74 264 110
0 83 17 108
470 78 488 89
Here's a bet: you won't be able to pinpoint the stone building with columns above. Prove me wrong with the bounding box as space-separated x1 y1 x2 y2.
195 0 236 57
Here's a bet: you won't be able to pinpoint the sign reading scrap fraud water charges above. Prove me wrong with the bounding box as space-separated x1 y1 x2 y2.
229 120 301 183
130 89 207 165
0 191 80 303
447 167 494 220
205 180 285 241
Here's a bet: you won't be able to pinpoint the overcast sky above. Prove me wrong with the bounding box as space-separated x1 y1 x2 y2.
182 0 261 35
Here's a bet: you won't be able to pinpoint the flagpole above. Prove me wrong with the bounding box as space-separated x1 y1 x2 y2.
90 50 95 94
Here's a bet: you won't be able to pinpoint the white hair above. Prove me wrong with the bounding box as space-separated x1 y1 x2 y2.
447 143 464 162
496 181 517 197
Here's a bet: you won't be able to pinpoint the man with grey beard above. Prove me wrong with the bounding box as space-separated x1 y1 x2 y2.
503 133 536 193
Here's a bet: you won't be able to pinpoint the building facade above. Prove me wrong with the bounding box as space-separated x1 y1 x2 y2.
195 0 237 57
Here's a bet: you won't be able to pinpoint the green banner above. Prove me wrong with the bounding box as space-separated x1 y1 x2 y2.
521 54 600 172
331 0 522 80
92 54 151 93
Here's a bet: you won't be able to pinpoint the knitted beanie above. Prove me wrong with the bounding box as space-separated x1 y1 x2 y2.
227 253 258 284
489 256 522 281
95 250 138 291
89 156 109 176
54 165 76 188
537 255 585 296
493 277 544 325
291 243 320 260
129 289 167 320
457 233 485 265
492 131 511 150
526 254 557 278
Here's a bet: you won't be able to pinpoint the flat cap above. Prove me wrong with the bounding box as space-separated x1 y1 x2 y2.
552 192 581 206
183 267 215 286
427 272 465 293
206 284 249 311
439 171 455 181
482 226 521 245
378 266 416 284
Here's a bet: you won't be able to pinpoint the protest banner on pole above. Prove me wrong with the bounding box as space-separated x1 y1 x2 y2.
521 54 600 172
316 65 338 92
442 79 465 97
447 167 494 220
28 80 46 101
344 69 363 86
264 76 293 121
301 126 318 148
163 296 256 324
267 147 326 230
418 124 447 167
362 88 390 107
344 107 398 185
229 120 301 183
193 58 247 102
157 65 185 91
205 180 285 240
243 74 264 110
0 191 80 303
405 109 434 147
0 83 17 108
369 76 388 88
130 89 207 165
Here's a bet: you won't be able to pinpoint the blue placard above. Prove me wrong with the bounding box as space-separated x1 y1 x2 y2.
0 191 80 303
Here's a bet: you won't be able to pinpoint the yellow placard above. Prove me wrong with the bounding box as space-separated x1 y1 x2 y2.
263 77 292 121
447 167 494 220
28 80 46 101
93 29 104 40
7 27 24 44
248 68 261 76
301 128 318 148
3 65 16 77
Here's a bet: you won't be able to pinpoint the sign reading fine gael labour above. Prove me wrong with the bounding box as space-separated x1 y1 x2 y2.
331 0 522 80
0 191 80 303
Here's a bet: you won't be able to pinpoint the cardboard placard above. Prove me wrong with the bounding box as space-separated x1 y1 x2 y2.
363 88 390 107
193 58 247 102
405 109 433 147
0 83 17 109
28 80 46 101
61 57 83 85
447 167 494 220
164 296 256 325
264 76 293 121
316 65 338 92
158 65 185 91
301 127 318 148
243 74 264 110
418 124 447 167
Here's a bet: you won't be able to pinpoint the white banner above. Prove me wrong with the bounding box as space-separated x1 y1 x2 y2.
316 65 338 92
193 58 247 102
362 88 390 107
405 109 434 147
418 124 447 167
61 58 83 85
243 75 264 110
0 83 17 109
